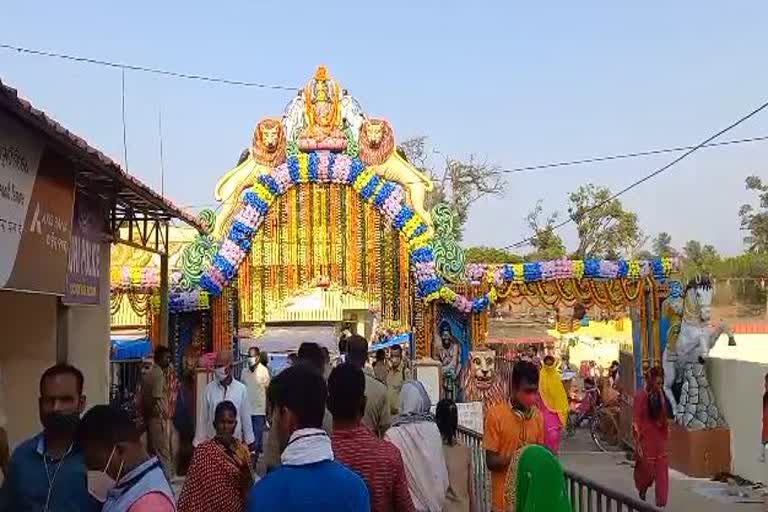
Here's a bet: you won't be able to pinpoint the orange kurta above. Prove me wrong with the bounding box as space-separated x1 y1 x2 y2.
483 402 544 511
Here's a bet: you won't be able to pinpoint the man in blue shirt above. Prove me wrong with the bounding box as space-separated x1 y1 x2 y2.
0 364 100 511
247 363 370 512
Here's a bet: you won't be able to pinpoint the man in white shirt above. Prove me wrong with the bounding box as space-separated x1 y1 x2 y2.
242 346 270 461
194 351 256 451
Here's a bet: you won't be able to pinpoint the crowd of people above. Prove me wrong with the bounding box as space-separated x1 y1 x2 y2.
0 330 680 512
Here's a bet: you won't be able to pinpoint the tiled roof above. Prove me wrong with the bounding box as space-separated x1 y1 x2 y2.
0 78 205 232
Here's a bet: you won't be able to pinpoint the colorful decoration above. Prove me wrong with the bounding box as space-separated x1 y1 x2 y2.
251 118 287 167
465 257 677 287
178 209 218 291
168 289 210 313
297 66 347 152
111 265 160 290
430 203 465 282
460 349 508 407
358 119 395 166
200 151 436 299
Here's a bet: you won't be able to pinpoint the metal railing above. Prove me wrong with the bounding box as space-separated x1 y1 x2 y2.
565 470 662 512
457 425 492 512
457 425 661 512
109 359 143 406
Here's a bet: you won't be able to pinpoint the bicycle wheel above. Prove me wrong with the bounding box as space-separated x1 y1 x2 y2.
590 407 621 452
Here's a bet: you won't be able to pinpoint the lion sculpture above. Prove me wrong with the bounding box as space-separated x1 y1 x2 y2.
359 118 395 166
460 349 508 408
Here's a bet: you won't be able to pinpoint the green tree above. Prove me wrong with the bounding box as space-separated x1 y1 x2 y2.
652 232 674 257
682 240 720 276
524 200 566 260
567 184 644 258
739 176 768 253
399 136 505 240
464 246 523 264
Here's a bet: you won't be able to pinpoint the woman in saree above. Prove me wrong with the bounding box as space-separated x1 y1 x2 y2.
633 367 669 508
385 380 449 512
178 400 254 512
504 444 572 512
537 355 569 454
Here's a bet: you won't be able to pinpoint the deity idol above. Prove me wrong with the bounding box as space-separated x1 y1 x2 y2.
434 322 461 401
297 66 347 152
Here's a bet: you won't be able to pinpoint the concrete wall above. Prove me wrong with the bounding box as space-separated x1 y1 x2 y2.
0 291 57 448
708 334 768 484
64 241 110 407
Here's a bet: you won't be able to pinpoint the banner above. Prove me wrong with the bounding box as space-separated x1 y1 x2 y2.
63 191 106 304
0 111 75 295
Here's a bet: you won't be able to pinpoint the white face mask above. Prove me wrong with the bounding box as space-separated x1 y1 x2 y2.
247 356 258 366
87 446 122 503
214 366 229 382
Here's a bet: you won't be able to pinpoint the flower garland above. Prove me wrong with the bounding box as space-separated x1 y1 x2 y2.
199 150 679 316
201 150 437 297
111 265 160 290
464 257 677 288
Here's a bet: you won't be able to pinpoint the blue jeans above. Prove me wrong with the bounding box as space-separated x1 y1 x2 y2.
251 415 266 453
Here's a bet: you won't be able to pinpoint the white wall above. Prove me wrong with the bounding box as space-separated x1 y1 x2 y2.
709 333 768 484
0 291 57 448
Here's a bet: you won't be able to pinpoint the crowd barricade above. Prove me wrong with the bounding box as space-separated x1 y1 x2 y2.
456 424 662 512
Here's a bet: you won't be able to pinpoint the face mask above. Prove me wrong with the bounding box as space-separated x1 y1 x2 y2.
41 411 80 434
248 357 258 366
517 391 538 409
87 446 122 503
214 366 229 382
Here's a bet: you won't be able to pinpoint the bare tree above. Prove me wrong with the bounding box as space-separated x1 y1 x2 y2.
399 136 505 240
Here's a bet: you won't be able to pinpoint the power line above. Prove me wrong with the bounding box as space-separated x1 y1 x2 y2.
0 43 300 91
174 130 768 210
504 98 768 250
498 135 768 175
5 42 768 179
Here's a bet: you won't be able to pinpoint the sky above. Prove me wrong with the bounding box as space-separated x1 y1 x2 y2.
2 2 768 256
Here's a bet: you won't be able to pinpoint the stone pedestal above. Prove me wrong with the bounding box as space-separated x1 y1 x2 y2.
675 362 727 430
669 424 731 477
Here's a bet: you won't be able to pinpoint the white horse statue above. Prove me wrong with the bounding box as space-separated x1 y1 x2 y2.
661 276 735 425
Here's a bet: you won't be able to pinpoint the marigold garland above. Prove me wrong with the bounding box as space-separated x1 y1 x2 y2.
201 150 678 315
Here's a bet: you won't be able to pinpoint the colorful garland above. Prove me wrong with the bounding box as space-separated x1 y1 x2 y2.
200 150 435 296
465 258 677 287
110 265 160 290
199 150 678 315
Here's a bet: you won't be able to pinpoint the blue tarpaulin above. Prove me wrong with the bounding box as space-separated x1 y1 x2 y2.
370 332 412 353
110 335 152 360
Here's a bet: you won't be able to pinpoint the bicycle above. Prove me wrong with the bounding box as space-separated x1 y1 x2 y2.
589 404 621 452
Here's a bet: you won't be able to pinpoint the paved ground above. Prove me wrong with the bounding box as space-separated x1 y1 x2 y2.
561 429 764 511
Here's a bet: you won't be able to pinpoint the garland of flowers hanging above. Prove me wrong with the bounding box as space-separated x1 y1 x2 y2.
199 150 678 315
200 150 437 295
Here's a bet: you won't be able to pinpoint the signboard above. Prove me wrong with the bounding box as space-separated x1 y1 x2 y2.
457 401 484 434
63 191 106 304
415 361 441 406
0 111 75 295
428 401 484 434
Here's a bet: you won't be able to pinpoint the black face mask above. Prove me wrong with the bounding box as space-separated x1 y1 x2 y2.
42 411 80 434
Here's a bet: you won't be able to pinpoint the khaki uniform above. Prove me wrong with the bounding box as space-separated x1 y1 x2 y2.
142 364 172 478
386 365 411 415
